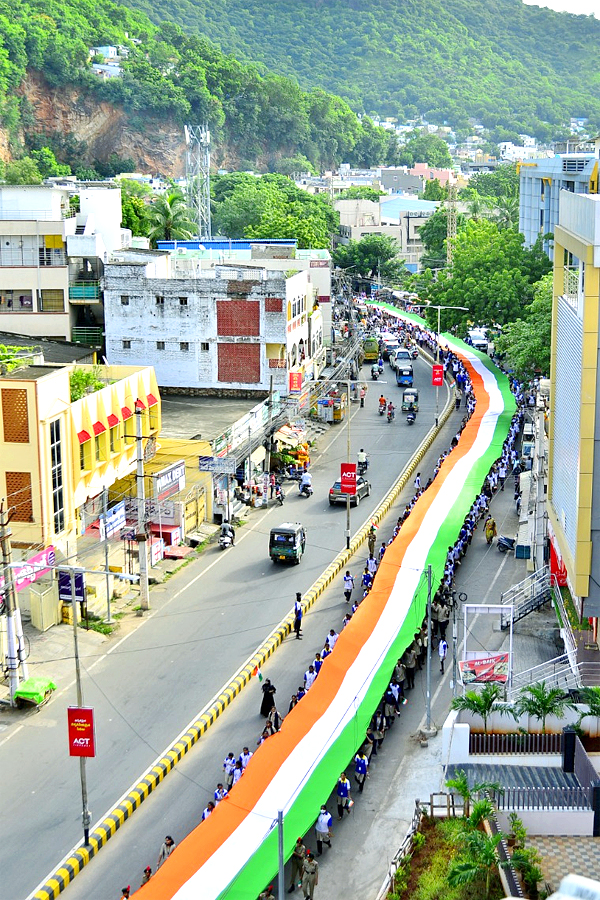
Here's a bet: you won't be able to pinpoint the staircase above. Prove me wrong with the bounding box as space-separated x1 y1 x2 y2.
508 652 580 700
499 565 552 630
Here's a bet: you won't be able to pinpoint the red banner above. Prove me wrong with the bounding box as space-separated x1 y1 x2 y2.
340 463 357 495
432 364 444 386
67 707 96 757
289 372 302 392
459 653 509 685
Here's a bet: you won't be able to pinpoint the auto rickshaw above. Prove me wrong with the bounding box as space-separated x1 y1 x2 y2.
269 522 307 564
396 365 413 387
401 387 419 412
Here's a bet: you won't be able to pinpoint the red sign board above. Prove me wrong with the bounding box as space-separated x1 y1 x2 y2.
67 707 96 758
340 463 357 495
289 372 303 393
458 653 509 685
432 364 444 386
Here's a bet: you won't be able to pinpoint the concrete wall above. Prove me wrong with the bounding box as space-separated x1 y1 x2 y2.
496 808 594 836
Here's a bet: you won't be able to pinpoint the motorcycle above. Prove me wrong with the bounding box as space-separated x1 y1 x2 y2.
378 402 386 416
410 348 419 360
406 412 416 426
387 407 395 423
299 483 313 498
275 486 285 506
497 535 515 553
358 458 369 476
371 367 379 381
219 532 233 550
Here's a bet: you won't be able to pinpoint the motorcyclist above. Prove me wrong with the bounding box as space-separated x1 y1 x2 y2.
357 448 368 469
299 470 313 493
371 363 379 378
387 401 395 420
378 394 386 411
220 520 235 546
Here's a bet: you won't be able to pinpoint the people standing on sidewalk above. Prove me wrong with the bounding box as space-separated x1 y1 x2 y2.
304 664 317 690
367 525 377 556
336 772 352 819
343 570 354 602
223 752 236 788
438 602 450 641
315 805 333 856
214 783 228 803
484 515 497 545
301 851 319 900
438 638 448 674
239 746 253 769
260 678 277 717
140 866 152 886
202 801 215 821
294 593 303 640
404 647 417 689
366 553 378 577
288 837 306 892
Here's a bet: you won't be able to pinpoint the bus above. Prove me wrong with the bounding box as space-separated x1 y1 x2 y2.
362 335 379 362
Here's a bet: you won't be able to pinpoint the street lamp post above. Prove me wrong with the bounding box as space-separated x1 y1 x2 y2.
428 305 468 426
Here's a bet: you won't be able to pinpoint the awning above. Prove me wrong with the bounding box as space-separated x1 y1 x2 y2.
121 406 133 419
77 429 91 444
274 425 301 448
135 398 146 410
93 421 106 436
107 413 119 427
146 393 159 406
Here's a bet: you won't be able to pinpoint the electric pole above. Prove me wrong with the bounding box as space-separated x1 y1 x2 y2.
136 409 150 611
0 501 28 704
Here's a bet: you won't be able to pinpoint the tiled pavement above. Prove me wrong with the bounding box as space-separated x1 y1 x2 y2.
529 835 600 892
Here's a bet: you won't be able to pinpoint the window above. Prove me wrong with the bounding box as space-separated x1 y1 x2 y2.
5 471 33 522
109 425 120 453
180 342 189 351
179 296 188 306
0 290 33 312
80 440 91 471
156 341 165 350
201 342 209 352
39 290 65 312
122 340 131 350
94 435 103 462
124 415 135 444
50 419 65 534
156 295 165 305
2 389 29 442
121 295 130 306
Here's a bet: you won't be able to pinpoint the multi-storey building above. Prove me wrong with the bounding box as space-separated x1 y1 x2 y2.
0 361 160 555
549 190 600 625
519 152 599 259
104 251 324 396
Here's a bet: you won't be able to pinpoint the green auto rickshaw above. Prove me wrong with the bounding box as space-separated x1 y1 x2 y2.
401 387 419 412
269 522 307 564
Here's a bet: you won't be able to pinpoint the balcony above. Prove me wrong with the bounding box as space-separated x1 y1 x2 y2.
69 281 101 303
71 327 104 347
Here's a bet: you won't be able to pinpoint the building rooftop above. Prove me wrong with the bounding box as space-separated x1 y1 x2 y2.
0 332 94 365
2 365 60 381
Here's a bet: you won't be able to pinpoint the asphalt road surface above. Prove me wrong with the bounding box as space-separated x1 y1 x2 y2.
1 357 442 900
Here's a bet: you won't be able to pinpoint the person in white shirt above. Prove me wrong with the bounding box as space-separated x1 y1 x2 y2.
304 664 317 690
326 628 338 649
343 570 354 602
315 805 333 856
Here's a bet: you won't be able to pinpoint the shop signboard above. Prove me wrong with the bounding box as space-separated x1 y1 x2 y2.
458 653 509 685
154 460 186 500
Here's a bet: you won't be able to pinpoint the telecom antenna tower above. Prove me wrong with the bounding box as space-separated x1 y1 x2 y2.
185 124 212 240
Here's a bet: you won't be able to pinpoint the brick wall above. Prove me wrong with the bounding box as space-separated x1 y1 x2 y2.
216 300 259 336
265 297 283 313
218 343 260 383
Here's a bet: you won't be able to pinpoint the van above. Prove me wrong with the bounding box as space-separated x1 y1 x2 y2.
269 523 307 565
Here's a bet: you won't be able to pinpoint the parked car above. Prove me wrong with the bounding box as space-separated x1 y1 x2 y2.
329 475 371 506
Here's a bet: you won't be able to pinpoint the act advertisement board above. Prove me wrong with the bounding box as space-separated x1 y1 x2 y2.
459 653 509 685
67 707 96 757
340 463 357 495
432 364 444 386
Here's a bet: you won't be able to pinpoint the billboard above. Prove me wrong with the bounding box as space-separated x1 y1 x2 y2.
154 460 186 500
432 364 444 386
67 707 96 758
0 546 56 596
340 463 357 495
459 653 509 685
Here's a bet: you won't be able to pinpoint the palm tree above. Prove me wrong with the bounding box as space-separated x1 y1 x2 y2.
448 830 509 899
445 769 502 817
513 681 576 734
483 189 519 229
576 685 600 729
147 189 197 244
450 682 510 733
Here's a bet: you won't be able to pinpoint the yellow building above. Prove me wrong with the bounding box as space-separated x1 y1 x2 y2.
0 362 160 555
549 190 600 621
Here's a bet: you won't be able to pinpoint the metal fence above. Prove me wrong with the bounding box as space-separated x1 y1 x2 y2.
496 786 592 810
469 732 563 755
373 800 424 900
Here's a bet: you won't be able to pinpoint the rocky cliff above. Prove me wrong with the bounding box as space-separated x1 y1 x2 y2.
18 73 188 177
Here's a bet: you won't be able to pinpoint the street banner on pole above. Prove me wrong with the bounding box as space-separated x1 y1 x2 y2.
0 545 56 596
58 570 85 603
458 653 509 684
67 707 96 757
99 500 126 540
432 365 444 386
289 372 302 393
340 463 357 495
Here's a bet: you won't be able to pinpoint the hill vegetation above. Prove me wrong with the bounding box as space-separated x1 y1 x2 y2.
0 0 398 172
120 0 600 142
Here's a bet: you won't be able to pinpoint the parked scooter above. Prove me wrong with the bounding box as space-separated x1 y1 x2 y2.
497 535 515 553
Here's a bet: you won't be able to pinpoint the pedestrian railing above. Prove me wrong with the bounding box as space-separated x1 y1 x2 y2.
373 800 424 900
499 565 552 630
508 652 579 699
469 731 562 755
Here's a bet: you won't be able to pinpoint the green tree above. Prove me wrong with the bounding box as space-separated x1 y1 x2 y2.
470 164 520 200
337 186 384 202
332 234 407 284
450 683 510 734
448 830 509 899
30 147 71 178
513 681 576 734
398 130 452 168
577 685 600 728
147 189 196 244
495 272 552 379
5 156 42 184
421 178 447 201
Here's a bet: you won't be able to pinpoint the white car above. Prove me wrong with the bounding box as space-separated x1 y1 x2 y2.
468 330 489 353
389 347 412 370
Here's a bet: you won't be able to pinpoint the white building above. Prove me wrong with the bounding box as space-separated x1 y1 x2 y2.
103 251 324 396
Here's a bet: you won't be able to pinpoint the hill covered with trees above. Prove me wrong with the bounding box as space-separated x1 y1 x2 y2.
120 0 600 142
0 0 398 174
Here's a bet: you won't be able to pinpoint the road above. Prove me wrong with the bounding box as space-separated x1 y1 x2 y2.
0 357 441 900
